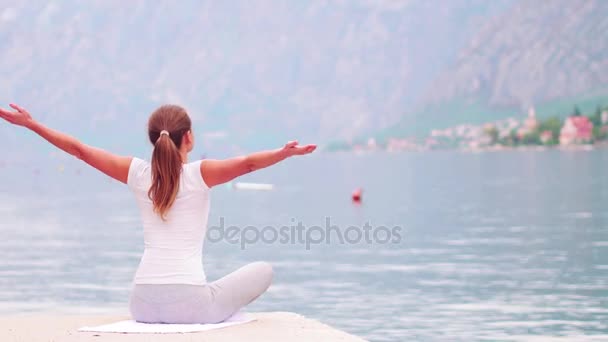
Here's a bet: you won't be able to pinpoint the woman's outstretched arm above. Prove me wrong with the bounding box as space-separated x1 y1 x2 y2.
0 103 132 183
201 141 316 187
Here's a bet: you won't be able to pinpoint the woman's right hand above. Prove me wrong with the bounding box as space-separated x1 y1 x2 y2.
0 103 34 127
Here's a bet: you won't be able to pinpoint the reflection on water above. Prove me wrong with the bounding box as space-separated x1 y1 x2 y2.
1 150 608 341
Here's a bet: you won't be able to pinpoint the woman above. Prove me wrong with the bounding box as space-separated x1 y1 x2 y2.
0 103 316 324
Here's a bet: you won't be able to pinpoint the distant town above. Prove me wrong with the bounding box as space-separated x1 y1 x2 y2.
348 106 608 152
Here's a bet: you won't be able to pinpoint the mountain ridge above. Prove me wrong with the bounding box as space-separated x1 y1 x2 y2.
0 0 510 157
376 0 608 141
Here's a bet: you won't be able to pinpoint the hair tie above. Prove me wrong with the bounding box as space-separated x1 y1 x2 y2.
156 130 170 143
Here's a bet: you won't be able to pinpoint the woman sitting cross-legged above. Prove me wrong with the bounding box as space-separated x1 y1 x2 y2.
0 103 316 324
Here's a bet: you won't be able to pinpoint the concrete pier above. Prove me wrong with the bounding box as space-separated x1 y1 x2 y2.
0 311 367 341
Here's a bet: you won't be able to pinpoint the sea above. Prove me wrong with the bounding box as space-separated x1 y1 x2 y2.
1 149 608 341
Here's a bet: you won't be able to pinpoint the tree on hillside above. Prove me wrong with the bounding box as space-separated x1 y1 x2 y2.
522 131 541 145
538 117 562 144
484 125 499 145
591 105 603 127
508 129 521 146
592 126 607 142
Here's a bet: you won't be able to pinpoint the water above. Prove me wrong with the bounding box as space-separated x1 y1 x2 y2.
1 149 608 341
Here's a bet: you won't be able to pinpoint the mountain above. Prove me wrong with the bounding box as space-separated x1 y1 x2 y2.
379 0 608 140
0 0 511 159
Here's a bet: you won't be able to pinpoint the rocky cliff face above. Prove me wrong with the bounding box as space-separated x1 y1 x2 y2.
0 0 509 153
423 0 608 109
5 1 604 150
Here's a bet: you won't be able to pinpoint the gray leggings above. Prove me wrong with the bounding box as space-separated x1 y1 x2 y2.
128 261 273 324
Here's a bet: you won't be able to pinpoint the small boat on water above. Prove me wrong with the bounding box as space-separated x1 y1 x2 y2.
232 182 274 191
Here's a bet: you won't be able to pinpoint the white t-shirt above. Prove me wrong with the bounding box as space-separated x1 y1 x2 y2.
127 157 210 285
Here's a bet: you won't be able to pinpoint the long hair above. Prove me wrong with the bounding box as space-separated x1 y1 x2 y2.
147 105 192 220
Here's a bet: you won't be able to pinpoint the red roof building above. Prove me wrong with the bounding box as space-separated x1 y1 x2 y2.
560 116 593 145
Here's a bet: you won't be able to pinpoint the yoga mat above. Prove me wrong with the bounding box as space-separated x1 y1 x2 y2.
78 312 254 334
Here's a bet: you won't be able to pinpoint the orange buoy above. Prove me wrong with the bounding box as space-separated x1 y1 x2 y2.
352 188 362 203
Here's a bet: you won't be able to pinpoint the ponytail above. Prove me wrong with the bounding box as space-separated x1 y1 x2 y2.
148 134 182 220
146 105 192 221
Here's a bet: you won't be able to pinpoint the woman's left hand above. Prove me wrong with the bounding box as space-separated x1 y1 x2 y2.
0 103 34 127
282 140 317 156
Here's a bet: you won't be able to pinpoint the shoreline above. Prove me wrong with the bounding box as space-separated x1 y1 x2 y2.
328 142 607 154
0 311 367 342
